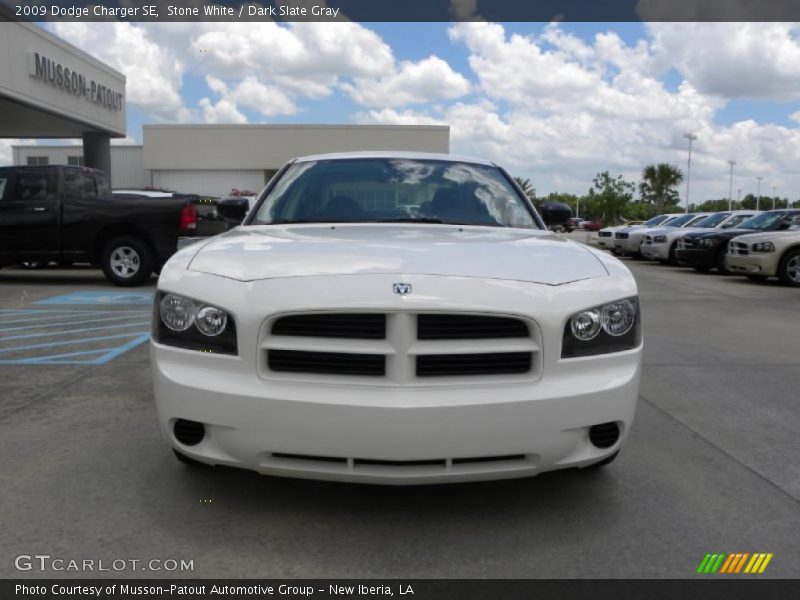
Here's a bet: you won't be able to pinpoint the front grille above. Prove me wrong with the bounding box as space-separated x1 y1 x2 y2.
598 231 612 238
266 452 530 471
615 232 629 239
417 352 532 377
417 314 528 339
272 313 386 339
268 350 385 376
261 312 540 382
679 238 697 249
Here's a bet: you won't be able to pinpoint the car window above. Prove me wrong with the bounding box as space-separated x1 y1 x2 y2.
692 213 730 228
94 173 110 197
13 170 50 202
722 214 752 228
63 170 97 200
252 159 538 228
739 212 796 230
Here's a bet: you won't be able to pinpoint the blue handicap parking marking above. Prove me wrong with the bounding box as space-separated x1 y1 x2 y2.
0 308 151 365
35 291 154 305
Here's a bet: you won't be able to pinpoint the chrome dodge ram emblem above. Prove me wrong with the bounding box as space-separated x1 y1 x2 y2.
393 283 412 295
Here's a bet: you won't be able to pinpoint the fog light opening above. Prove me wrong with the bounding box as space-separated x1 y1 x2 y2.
589 422 620 449
173 419 205 446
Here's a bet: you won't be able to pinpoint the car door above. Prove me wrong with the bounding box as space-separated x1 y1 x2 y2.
0 167 60 263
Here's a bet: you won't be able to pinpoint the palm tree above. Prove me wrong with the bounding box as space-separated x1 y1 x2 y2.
513 177 536 202
640 164 683 214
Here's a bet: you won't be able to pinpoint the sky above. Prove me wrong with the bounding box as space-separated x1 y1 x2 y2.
3 19 800 203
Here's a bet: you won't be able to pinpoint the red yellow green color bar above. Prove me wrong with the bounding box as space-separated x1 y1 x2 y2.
697 553 773 574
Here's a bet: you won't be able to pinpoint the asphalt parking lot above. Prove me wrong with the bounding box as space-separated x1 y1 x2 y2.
1 252 799 579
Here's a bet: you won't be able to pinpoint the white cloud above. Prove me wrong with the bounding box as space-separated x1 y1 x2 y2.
198 98 247 124
343 56 470 107
203 76 297 119
49 22 187 120
790 111 800 124
648 23 800 101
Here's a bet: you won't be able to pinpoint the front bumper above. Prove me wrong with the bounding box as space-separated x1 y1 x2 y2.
153 345 640 484
614 236 643 255
640 242 669 260
152 271 641 484
675 247 715 268
725 252 778 276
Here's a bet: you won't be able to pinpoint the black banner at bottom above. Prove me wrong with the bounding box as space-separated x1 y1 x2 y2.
3 580 800 600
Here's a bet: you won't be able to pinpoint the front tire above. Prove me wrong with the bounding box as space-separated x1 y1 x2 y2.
777 248 800 286
100 236 153 287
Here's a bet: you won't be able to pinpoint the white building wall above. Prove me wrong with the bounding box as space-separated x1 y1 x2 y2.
152 169 269 197
12 144 149 188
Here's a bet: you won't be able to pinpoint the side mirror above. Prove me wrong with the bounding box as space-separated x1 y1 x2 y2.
217 197 250 222
540 202 572 226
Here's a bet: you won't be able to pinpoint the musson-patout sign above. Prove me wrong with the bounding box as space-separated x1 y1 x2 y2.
28 52 123 111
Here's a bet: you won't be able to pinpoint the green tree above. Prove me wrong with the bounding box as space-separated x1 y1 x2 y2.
640 163 684 214
513 177 536 202
591 171 635 224
623 201 657 222
696 199 730 212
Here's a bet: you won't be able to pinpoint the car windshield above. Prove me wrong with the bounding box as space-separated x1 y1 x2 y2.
722 214 753 228
737 212 798 230
251 158 538 228
663 214 696 227
644 214 671 226
692 213 730 228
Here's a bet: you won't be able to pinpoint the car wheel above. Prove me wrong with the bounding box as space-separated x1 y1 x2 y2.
746 274 769 283
777 247 800 287
173 449 208 468
584 451 619 469
715 249 731 274
101 236 153 287
667 242 679 265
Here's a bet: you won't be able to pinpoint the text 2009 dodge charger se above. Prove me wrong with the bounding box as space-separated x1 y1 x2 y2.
152 153 642 484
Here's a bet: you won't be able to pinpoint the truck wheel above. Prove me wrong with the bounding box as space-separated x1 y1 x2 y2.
777 248 800 286
101 236 153 287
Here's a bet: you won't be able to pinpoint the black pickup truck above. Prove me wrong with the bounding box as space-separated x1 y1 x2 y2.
0 165 197 286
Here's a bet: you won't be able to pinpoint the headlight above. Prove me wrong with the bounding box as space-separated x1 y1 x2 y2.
751 242 775 253
153 292 237 354
653 235 667 243
562 297 641 358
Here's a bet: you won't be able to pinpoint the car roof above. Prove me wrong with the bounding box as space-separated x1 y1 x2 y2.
293 151 495 166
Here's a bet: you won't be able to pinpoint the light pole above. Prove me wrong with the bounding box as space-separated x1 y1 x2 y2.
684 133 698 213
756 176 763 211
727 160 736 211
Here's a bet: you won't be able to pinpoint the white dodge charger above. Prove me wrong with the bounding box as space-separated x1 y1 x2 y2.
152 152 642 484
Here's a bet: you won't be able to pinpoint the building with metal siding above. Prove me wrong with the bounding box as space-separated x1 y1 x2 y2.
11 123 450 197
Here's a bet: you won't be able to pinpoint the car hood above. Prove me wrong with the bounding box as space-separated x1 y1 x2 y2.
731 230 800 243
686 228 756 241
186 224 609 285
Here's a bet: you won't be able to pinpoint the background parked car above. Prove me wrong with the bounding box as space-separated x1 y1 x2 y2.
614 213 708 258
597 213 677 252
640 210 759 264
726 225 800 285
676 209 800 274
0 165 197 285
